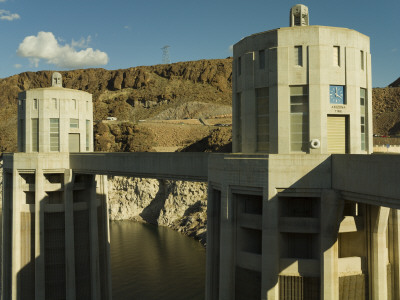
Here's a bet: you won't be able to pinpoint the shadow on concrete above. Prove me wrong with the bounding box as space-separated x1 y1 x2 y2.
8 176 112 300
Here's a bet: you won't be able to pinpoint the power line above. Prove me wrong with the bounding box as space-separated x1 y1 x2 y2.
161 45 171 64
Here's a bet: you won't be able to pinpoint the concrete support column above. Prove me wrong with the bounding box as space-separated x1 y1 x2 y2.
2 171 11 300
388 209 400 299
64 169 76 300
262 193 279 300
320 190 343 300
97 174 112 300
218 186 233 300
11 169 20 300
89 175 101 300
206 187 221 300
35 164 46 300
371 206 390 300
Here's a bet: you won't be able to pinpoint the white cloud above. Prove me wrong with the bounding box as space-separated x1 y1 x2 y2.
228 45 233 53
0 9 20 21
17 31 109 68
124 25 130 30
0 0 7 3
71 35 92 48
14 63 22 68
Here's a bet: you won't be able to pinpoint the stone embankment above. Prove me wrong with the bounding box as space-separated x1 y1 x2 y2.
108 176 208 245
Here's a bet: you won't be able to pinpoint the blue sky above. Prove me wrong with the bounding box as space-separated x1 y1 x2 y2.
0 0 399 87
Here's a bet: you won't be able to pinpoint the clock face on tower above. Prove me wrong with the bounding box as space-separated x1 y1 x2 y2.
329 85 345 104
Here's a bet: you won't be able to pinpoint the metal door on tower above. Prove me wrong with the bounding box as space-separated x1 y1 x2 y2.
69 133 80 152
327 115 348 154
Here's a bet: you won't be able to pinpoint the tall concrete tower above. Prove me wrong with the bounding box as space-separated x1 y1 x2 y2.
205 5 400 300
2 73 111 300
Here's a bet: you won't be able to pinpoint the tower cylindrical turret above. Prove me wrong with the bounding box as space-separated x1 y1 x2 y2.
17 72 93 152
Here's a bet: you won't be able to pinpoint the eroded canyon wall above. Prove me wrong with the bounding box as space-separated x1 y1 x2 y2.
108 176 208 244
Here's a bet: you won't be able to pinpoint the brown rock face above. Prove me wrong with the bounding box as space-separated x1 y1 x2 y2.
3 58 400 152
372 87 400 135
94 121 155 152
0 58 232 152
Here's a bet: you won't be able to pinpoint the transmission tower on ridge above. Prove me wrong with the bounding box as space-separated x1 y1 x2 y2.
161 45 171 64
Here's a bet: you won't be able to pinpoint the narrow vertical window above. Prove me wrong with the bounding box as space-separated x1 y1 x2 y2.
52 98 57 109
294 15 301 26
19 119 25 152
236 92 242 152
294 46 303 66
72 99 77 109
86 101 89 111
86 120 90 151
50 118 59 151
33 99 38 110
259 50 265 69
256 87 269 152
238 57 242 76
70 118 79 128
31 118 39 152
333 46 340 66
360 88 366 151
290 86 309 153
360 50 364 70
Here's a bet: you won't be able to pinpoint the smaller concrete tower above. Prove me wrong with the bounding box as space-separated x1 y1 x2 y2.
290 4 309 27
52 72 62 87
3 73 111 300
17 73 94 153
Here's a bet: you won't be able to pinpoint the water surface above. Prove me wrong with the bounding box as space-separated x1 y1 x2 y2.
110 221 206 300
0 215 206 299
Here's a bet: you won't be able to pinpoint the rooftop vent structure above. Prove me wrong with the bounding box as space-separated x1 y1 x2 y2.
290 4 309 27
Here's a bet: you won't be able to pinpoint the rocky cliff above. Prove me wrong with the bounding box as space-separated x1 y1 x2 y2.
0 58 233 152
372 87 400 136
108 176 208 245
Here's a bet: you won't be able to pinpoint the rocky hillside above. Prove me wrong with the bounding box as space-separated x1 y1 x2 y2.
372 87 400 136
2 58 400 152
0 58 233 152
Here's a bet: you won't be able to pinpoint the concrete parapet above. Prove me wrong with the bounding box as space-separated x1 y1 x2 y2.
373 145 400 153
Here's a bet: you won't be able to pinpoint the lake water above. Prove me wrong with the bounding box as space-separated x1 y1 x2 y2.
0 215 206 299
110 221 206 300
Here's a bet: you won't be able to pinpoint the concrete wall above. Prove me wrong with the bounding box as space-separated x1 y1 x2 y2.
374 145 400 154
69 152 210 181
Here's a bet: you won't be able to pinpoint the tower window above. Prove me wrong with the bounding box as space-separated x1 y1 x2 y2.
32 118 39 152
360 88 366 151
238 57 242 76
290 86 309 153
333 46 340 66
236 92 242 152
294 46 303 66
72 99 77 109
256 87 269 152
259 50 265 69
33 99 38 110
50 119 59 151
360 50 364 70
52 98 57 109
70 118 79 129
86 120 90 151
